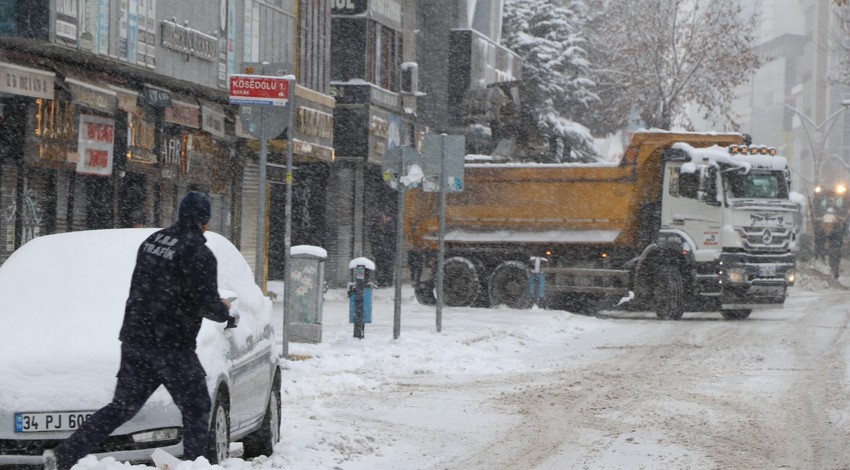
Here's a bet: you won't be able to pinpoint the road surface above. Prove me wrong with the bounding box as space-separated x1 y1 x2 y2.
276 268 850 470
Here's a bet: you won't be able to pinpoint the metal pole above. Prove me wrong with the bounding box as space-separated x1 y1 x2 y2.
255 108 268 287
436 134 446 333
393 170 404 339
353 266 365 338
282 78 295 359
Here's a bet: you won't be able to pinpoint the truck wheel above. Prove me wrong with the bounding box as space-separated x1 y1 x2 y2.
654 262 685 320
720 309 751 320
443 257 482 307
488 261 532 309
414 280 436 306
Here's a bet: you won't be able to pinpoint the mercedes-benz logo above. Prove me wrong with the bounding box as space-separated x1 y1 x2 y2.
762 229 773 244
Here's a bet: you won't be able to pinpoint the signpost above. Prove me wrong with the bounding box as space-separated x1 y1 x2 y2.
382 145 422 339
230 68 295 359
422 134 465 333
229 74 291 106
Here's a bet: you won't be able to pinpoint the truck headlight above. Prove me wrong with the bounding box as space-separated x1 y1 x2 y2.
726 268 747 284
785 269 796 285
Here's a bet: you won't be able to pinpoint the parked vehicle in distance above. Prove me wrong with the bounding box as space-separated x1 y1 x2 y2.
0 228 280 467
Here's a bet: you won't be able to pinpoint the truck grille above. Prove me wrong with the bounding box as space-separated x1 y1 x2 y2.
736 226 792 253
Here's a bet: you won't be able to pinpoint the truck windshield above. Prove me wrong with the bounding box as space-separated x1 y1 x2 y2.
724 170 789 200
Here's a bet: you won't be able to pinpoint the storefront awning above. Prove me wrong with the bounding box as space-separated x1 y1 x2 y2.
0 61 54 100
108 85 139 113
164 98 201 129
64 77 118 114
200 102 226 139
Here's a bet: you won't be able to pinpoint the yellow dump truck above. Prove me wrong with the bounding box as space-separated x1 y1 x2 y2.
405 130 798 320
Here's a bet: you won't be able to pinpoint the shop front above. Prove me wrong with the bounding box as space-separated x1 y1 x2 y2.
0 61 55 264
238 85 335 282
329 82 412 286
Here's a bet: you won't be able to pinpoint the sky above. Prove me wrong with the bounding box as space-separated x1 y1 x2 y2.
1 254 837 470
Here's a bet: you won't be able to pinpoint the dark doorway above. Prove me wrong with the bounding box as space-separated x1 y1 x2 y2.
119 172 147 227
84 175 114 230
268 163 330 279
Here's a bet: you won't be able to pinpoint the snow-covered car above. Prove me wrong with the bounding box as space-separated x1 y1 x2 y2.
0 228 281 466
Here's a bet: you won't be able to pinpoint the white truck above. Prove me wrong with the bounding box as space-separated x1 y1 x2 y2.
405 131 799 319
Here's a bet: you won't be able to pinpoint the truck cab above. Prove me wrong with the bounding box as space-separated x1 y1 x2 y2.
652 143 797 318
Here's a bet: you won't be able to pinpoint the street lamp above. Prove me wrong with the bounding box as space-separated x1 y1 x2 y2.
781 99 850 185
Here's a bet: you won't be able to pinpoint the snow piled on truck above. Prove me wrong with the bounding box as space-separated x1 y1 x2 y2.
672 142 788 171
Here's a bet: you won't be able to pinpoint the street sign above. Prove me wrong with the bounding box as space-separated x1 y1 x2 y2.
382 146 421 190
422 134 465 192
229 74 290 106
239 105 290 140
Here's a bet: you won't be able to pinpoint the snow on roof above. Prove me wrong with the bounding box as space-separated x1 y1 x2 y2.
672 143 787 171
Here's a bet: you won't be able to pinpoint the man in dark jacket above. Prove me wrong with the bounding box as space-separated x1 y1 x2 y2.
45 191 237 470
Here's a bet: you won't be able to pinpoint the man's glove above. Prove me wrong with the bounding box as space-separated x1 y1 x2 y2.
225 313 240 329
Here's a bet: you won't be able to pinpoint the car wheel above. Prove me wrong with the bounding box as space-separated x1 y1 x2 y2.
243 376 281 458
207 391 230 464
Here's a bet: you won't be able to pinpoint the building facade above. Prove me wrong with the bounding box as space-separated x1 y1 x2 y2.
733 0 850 194
324 0 520 286
0 0 522 294
0 0 336 289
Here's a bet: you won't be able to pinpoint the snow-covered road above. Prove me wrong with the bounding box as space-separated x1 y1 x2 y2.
272 273 850 470
71 267 850 470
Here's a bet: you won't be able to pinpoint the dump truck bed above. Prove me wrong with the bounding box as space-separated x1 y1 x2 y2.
405 131 744 251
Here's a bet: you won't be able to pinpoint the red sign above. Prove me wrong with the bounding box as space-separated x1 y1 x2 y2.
229 75 290 106
76 114 115 176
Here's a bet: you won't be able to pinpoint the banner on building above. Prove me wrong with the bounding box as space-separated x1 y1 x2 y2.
76 114 115 176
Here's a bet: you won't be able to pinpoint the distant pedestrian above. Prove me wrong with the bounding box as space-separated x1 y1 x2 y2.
368 212 397 287
44 191 238 470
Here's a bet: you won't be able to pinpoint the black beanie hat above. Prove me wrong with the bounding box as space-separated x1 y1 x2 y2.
178 191 211 227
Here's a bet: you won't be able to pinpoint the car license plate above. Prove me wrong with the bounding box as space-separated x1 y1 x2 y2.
14 411 94 433
759 264 776 277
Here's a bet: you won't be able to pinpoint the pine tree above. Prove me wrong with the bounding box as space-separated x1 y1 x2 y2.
502 0 598 161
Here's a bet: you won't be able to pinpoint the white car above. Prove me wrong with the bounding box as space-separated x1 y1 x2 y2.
0 228 281 466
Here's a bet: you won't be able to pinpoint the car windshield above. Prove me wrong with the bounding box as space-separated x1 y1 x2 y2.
724 169 789 200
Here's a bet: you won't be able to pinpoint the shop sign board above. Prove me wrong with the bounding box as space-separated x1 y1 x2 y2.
164 100 200 128
0 62 54 100
76 114 115 176
66 78 117 115
202 105 226 138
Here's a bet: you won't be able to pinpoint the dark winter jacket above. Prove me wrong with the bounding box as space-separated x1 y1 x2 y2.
118 224 232 349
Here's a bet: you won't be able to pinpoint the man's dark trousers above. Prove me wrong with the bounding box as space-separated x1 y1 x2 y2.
53 343 211 468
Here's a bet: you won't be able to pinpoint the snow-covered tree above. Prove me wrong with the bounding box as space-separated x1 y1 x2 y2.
584 0 762 130
502 0 598 161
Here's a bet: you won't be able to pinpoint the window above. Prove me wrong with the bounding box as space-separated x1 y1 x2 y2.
724 170 789 199
368 22 399 91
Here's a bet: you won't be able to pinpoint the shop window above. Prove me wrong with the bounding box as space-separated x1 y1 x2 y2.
34 98 74 141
